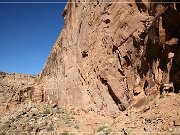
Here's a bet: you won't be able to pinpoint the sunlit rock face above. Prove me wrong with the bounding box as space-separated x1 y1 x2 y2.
0 72 37 115
38 0 180 115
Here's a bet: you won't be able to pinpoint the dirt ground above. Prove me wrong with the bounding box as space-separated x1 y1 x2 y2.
0 93 180 135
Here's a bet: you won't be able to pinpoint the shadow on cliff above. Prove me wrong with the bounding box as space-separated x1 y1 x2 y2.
135 0 147 12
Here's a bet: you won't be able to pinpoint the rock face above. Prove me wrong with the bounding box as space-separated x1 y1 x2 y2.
0 72 43 115
2 0 180 115
38 0 180 114
1 1 180 134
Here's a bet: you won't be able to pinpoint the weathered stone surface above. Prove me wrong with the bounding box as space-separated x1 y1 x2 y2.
37 0 159 114
27 0 179 115
0 72 44 116
0 0 178 117
1 0 180 134
36 0 180 115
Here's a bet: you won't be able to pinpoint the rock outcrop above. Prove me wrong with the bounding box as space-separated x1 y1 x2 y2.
37 0 180 114
1 0 179 116
0 72 43 115
1 0 180 134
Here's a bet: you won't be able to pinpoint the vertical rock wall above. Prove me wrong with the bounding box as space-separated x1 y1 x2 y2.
38 0 179 114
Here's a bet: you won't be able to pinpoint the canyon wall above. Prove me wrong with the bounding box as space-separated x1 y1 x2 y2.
1 0 179 116
38 0 169 115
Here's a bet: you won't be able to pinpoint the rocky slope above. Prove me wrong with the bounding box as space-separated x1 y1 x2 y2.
0 72 43 116
1 94 180 134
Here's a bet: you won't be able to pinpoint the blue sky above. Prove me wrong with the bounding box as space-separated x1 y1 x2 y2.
0 1 67 75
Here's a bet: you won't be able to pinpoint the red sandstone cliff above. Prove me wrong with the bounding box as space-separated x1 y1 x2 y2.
37 0 180 115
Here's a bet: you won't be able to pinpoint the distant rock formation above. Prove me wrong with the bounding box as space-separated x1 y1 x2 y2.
0 72 43 115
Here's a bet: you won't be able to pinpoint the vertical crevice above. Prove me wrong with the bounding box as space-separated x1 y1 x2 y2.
135 0 147 12
79 21 82 33
99 76 126 111
78 68 86 82
116 50 130 102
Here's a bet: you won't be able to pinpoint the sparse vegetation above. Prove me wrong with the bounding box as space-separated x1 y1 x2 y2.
0 103 73 134
160 95 165 99
144 95 155 105
61 131 69 135
147 95 155 102
97 126 112 134
74 125 79 129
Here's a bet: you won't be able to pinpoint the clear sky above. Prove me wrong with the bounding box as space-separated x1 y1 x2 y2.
0 1 67 75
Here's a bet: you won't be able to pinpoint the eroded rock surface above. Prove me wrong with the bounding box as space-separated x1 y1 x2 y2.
38 0 150 115
38 0 180 115
0 72 43 116
1 0 180 134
